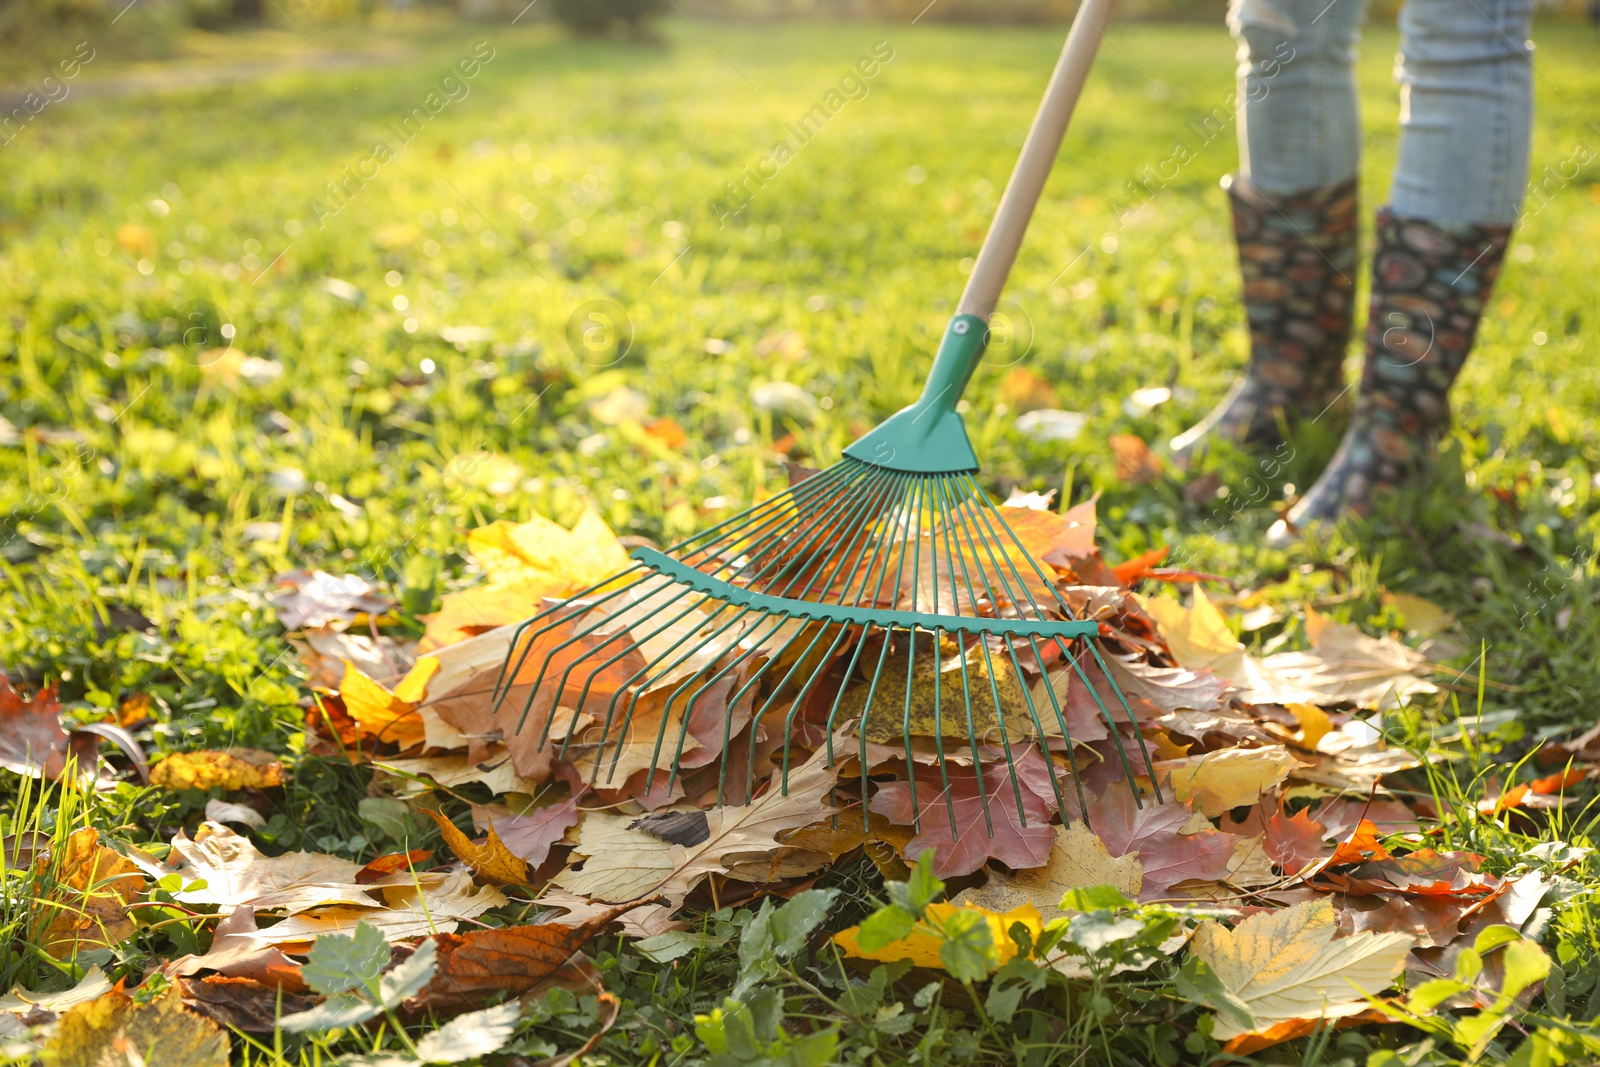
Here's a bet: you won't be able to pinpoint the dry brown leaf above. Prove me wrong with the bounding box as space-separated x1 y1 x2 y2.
534 888 681 939
407 899 654 1015
39 987 228 1067
1138 591 1322 705
150 749 284 791
236 868 507 946
271 569 393 631
0 967 113 1020
138 822 367 915
162 906 306 990
471 798 580 868
554 744 838 906
340 657 440 750
1258 607 1437 709
179 974 316 1034
1189 897 1412 1041
375 748 542 797
41 828 144 958
1157 746 1302 817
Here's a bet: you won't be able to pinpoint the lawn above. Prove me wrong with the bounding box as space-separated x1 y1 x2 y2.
2 13 1599 1066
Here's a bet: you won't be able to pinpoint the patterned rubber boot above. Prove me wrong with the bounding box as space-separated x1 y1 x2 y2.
1267 209 1513 544
1170 174 1358 466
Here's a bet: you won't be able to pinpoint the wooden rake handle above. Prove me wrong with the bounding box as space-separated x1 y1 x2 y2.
955 0 1116 321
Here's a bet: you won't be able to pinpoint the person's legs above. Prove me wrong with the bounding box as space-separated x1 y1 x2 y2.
1270 0 1532 538
1173 0 1369 463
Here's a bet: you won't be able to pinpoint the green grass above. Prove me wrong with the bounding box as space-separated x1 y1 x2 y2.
2 15 1599 1066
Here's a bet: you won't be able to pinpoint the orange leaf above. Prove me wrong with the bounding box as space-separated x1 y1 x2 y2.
356 850 434 884
1326 818 1392 866
423 808 532 886
0 674 86 780
1110 434 1163 484
1112 546 1169 585
1531 768 1586 794
643 418 688 450
1221 1007 1393 1055
118 693 153 728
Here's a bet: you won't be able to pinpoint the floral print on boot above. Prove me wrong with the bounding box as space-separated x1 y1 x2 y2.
1170 174 1358 466
1267 209 1513 543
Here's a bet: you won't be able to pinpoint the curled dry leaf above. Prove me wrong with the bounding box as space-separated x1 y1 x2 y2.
163 906 306 991
0 967 112 1022
39 988 228 1067
237 869 505 945
423 808 533 886
151 749 283 791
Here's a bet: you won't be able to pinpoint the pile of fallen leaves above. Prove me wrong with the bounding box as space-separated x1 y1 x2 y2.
3 493 1596 1062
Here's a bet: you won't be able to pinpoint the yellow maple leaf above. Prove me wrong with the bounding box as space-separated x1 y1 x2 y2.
955 823 1144 913
421 508 632 650
833 901 1043 972
1158 746 1302 817
150 749 284 791
39 987 228 1067
340 656 440 749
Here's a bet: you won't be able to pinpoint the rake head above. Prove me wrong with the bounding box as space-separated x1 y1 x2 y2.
490 445 1159 838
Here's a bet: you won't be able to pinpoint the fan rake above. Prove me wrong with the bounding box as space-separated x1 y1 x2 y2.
491 0 1154 837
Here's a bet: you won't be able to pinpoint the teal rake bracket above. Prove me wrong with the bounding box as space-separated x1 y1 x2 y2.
633 547 1100 640
843 314 989 475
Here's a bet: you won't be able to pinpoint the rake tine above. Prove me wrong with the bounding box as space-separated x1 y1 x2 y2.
930 476 993 837
652 610 800 793
520 467 885 738
1000 635 1068 819
895 477 930 832
955 476 1157 800
771 623 854 794
1086 638 1163 801
1051 634 1147 806
1026 634 1091 822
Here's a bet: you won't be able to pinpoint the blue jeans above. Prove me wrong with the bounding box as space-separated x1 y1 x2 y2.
1227 0 1534 225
